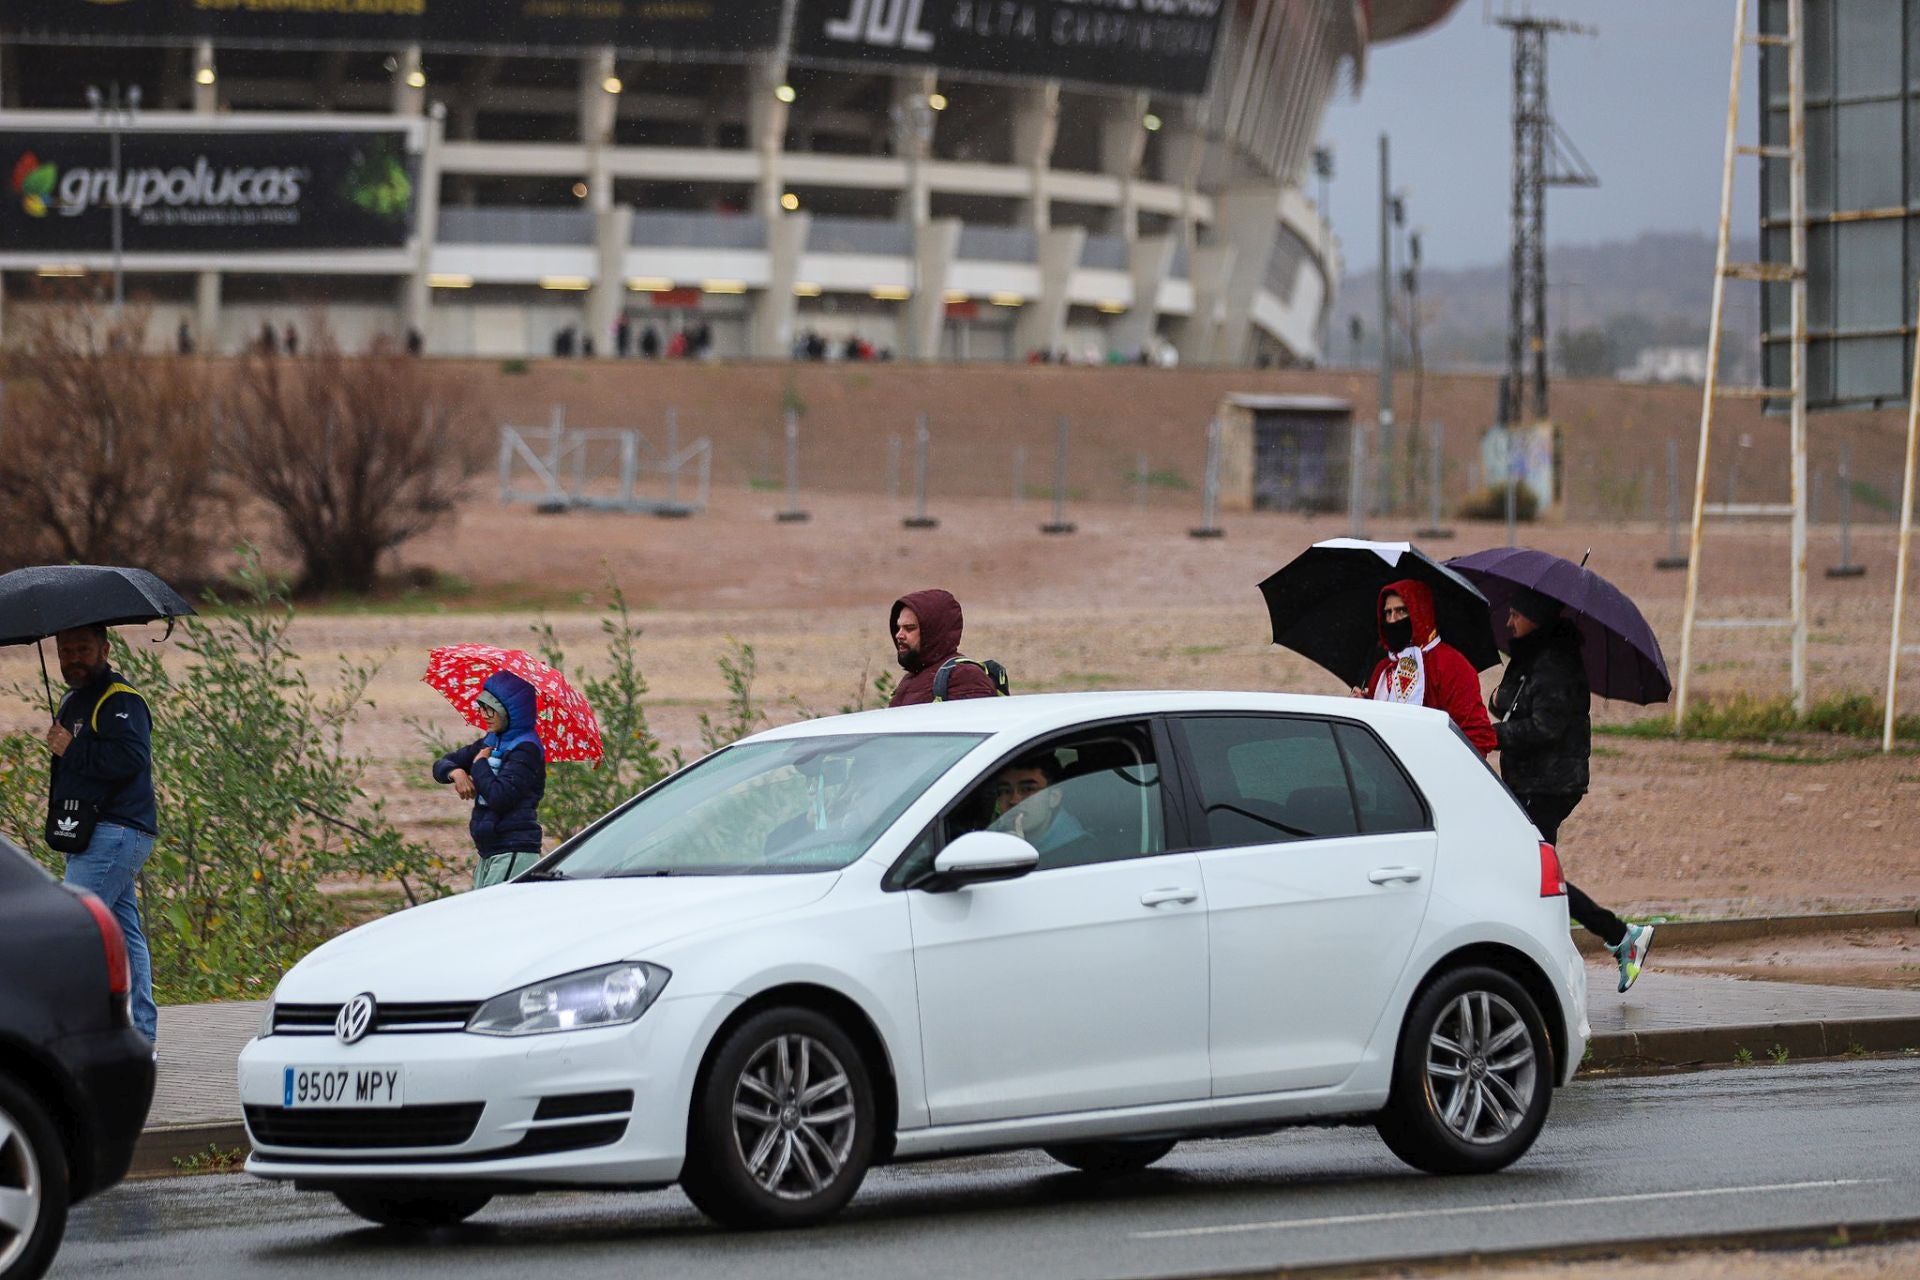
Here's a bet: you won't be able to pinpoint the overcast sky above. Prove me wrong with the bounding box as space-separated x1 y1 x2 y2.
1317 2 1757 275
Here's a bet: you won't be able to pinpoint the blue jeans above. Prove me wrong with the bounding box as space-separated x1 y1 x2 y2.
64 823 158 1042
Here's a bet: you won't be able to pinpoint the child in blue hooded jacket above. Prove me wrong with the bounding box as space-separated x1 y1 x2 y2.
433 670 547 888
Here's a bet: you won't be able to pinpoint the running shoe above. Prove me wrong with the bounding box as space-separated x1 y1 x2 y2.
1610 922 1654 993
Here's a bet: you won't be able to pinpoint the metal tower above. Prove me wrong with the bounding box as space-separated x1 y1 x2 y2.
1495 10 1597 424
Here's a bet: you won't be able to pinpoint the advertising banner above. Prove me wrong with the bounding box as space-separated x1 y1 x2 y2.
1 0 781 55
790 0 1227 96
1 128 418 253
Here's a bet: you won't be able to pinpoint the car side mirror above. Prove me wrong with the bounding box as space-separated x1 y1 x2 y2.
921 830 1039 892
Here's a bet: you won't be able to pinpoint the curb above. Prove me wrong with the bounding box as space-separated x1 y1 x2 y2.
1190 1215 1920 1279
1585 1013 1920 1070
129 1122 251 1179
1572 907 1919 956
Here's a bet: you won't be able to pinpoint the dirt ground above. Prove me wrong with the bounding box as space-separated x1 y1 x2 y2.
4 488 1916 919
1651 927 1920 991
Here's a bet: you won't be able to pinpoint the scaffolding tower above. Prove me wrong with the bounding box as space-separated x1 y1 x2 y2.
1675 0 1809 721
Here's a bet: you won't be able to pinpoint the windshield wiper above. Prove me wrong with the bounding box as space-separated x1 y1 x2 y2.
516 868 571 882
608 867 678 878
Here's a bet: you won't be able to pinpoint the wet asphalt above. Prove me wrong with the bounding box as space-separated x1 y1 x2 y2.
54 1058 1920 1279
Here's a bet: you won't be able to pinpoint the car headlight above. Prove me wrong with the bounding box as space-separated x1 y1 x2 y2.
466 962 671 1037
259 997 277 1038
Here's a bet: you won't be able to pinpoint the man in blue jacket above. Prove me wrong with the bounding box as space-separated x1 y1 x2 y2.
433 671 547 888
46 625 159 1042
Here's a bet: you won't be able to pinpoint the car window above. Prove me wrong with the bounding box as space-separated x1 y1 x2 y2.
1178 716 1359 846
550 733 982 877
1333 723 1429 833
918 722 1167 878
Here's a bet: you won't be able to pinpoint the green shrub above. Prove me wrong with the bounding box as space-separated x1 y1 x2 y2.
0 559 454 1003
1594 692 1920 743
1457 484 1540 522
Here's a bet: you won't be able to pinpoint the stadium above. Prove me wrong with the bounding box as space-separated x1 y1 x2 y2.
0 0 1457 364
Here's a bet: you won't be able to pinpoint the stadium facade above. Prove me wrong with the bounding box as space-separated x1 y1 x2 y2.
0 0 1458 363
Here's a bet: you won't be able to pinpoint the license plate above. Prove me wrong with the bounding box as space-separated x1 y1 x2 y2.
283 1065 405 1108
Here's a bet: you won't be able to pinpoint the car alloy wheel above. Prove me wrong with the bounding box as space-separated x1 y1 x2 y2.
730 1033 858 1201
1424 990 1538 1145
0 1074 67 1280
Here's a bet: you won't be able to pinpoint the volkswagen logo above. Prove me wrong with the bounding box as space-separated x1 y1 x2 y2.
335 993 377 1045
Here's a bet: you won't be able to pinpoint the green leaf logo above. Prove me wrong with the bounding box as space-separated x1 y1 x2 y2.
10 152 56 217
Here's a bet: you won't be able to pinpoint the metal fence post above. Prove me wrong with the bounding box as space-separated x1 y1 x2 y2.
1041 416 1075 534
776 408 809 523
1346 416 1368 539
1012 446 1026 504
1502 424 1518 549
1190 418 1225 539
1827 443 1864 577
886 434 903 499
1656 439 1688 569
1135 452 1150 511
666 407 680 505
1415 420 1454 539
903 413 937 528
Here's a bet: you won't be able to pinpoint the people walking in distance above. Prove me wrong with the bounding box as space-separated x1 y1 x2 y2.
283 322 299 356
433 671 548 888
175 318 194 355
1354 579 1498 756
887 589 1001 706
1491 587 1653 993
258 320 278 355
46 625 159 1042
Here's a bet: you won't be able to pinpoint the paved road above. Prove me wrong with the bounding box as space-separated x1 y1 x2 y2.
58 1059 1920 1279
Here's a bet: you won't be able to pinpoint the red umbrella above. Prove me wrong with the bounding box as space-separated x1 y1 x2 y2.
423 644 604 764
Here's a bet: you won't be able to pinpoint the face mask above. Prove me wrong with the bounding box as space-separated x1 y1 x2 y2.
1384 618 1414 651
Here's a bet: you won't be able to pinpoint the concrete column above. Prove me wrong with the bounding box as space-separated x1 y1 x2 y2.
392 45 425 116
191 41 217 113
906 217 960 360
588 203 632 359
401 107 446 348
1175 244 1234 365
1013 225 1086 361
1212 183 1283 366
1099 92 1149 237
748 57 791 221
1110 234 1174 358
580 47 617 145
194 269 221 355
1010 82 1060 234
751 211 811 357
892 72 938 225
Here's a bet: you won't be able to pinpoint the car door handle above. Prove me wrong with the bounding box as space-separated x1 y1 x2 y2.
1367 866 1424 885
1140 887 1199 908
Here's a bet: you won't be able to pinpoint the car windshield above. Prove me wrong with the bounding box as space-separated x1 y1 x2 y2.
549 732 984 877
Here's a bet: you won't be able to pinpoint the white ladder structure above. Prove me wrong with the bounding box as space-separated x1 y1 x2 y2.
1675 0 1809 722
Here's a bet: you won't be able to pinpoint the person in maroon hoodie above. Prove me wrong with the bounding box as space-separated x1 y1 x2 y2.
1354 578 1498 757
887 589 1000 706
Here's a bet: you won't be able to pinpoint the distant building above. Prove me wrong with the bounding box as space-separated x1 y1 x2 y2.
1621 346 1710 385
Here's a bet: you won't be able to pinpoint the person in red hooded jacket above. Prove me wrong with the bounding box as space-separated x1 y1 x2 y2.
1353 579 1498 757
888 589 1000 706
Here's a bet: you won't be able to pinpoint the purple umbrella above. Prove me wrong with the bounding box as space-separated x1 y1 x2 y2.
1445 547 1671 705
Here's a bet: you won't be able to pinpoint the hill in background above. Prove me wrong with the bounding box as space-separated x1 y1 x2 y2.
1330 230 1760 382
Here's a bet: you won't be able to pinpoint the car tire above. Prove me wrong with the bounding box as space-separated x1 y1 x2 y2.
332 1186 493 1228
680 1007 876 1229
1042 1139 1177 1177
0 1073 68 1280
1376 965 1552 1176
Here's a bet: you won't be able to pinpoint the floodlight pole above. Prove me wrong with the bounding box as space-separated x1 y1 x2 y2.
88 83 139 317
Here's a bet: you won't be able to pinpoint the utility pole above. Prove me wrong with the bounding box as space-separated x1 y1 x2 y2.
1376 134 1393 515
87 82 141 317
1494 8 1596 424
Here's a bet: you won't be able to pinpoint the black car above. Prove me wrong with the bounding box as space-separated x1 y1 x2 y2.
0 835 155 1280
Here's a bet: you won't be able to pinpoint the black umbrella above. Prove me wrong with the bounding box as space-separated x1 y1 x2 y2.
0 565 196 712
1446 546 1672 705
1259 539 1501 690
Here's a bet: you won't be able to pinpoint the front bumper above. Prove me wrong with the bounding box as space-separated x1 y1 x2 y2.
55 1026 157 1200
238 995 723 1187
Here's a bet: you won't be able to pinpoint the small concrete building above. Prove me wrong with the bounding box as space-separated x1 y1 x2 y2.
1216 393 1354 513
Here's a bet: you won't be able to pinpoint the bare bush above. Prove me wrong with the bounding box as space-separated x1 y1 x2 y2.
222 333 481 595
0 303 223 578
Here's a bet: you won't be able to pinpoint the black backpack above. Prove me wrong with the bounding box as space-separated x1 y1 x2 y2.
932 656 1010 701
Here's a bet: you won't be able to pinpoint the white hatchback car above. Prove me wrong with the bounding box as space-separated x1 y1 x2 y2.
239 692 1587 1229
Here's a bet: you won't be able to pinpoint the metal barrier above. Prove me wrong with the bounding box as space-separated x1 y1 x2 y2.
498 409 711 516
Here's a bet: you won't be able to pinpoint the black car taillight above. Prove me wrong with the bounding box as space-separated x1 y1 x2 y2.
72 888 131 995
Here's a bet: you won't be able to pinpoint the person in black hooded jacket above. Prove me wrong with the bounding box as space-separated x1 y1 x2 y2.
1491 586 1654 993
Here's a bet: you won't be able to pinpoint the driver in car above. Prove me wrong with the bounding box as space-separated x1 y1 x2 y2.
987 753 1097 865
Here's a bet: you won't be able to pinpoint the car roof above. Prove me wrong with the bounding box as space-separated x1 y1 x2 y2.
742 690 1448 745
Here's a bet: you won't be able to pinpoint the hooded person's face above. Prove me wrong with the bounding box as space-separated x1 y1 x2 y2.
893 607 922 671
1508 606 1539 639
1381 593 1414 651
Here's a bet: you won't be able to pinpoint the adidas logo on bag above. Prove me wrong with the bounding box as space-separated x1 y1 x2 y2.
55 817 78 835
